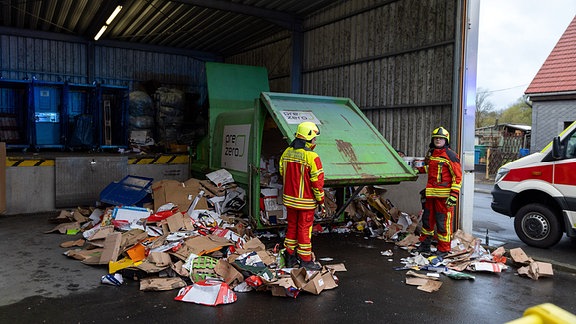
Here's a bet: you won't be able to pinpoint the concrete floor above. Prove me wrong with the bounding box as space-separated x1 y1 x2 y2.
1 211 576 323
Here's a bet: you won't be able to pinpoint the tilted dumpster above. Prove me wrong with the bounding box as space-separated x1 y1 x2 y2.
191 62 417 228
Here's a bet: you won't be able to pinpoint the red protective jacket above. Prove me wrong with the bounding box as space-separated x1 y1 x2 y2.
279 144 325 210
422 147 462 199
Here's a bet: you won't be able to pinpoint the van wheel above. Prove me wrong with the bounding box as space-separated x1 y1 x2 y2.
514 203 563 248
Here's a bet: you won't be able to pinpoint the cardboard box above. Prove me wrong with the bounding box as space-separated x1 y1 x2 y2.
290 267 338 295
151 179 208 212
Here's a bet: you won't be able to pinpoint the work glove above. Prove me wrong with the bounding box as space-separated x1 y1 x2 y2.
446 195 458 208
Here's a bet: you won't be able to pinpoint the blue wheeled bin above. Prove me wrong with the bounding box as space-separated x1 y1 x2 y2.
99 175 154 206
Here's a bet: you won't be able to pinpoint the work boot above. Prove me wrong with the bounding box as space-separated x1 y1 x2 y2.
416 237 432 254
283 250 299 268
300 260 322 271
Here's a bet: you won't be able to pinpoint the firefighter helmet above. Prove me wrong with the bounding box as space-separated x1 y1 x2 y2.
431 127 450 144
295 122 320 141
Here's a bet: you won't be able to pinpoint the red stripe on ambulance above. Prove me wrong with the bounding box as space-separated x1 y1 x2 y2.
505 164 553 183
554 161 576 186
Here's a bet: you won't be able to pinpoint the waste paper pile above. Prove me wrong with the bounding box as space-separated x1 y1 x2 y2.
45 169 554 305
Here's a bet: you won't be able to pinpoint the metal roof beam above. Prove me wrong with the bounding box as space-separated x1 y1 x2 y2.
172 0 302 31
0 26 220 61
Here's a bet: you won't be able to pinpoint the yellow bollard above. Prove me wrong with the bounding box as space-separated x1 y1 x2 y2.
506 303 576 324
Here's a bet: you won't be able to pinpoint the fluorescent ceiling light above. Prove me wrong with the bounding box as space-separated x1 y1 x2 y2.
94 25 107 41
106 6 123 25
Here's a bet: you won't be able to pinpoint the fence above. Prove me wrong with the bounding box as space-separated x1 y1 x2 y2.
484 134 527 178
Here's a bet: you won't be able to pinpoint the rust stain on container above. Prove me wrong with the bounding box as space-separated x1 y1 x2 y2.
336 139 360 172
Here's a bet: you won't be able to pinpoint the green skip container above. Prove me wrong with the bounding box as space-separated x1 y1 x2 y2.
191 62 417 229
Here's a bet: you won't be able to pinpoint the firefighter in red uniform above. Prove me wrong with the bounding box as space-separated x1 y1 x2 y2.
279 121 325 271
416 127 462 257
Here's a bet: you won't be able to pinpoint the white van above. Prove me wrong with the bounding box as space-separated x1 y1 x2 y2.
491 121 576 248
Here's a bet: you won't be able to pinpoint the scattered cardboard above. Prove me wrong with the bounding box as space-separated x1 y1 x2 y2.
120 229 148 251
166 212 186 232
87 225 115 241
518 261 554 280
396 234 420 247
256 250 276 266
406 271 442 293
137 259 170 273
45 222 80 234
149 252 172 267
236 237 265 254
60 239 85 248
186 235 233 256
171 260 189 277
73 209 89 223
140 277 187 291
99 232 122 265
152 179 208 212
510 248 534 264
214 259 244 287
417 280 442 293
325 263 347 272
265 277 298 297
290 267 338 295
406 277 429 286
200 180 226 197
65 248 103 261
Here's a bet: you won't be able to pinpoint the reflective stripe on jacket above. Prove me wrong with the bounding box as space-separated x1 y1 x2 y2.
424 147 462 198
279 146 325 210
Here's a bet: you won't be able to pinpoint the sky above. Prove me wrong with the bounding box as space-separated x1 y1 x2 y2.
477 0 576 110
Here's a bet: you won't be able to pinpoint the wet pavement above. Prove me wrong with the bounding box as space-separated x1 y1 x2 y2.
1 209 576 324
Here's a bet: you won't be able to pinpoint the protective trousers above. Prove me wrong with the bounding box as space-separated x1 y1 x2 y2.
419 197 454 252
283 207 315 262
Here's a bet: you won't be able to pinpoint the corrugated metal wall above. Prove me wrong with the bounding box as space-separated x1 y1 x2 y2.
227 0 458 157
0 35 87 83
0 35 207 100
92 46 206 96
0 0 459 157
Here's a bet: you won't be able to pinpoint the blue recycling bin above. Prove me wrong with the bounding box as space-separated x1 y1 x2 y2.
475 149 480 164
99 175 154 206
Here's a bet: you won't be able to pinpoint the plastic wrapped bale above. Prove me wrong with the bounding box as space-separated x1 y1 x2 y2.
158 128 179 143
156 107 184 126
154 88 186 145
155 87 184 109
129 91 154 117
129 115 155 129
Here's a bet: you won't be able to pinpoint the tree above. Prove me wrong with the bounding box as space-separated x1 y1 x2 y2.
499 96 532 125
476 88 496 128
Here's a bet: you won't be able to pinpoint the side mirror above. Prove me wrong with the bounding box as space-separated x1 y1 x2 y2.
552 137 562 159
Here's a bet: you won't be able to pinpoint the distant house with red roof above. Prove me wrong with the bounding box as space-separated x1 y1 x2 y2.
525 15 576 151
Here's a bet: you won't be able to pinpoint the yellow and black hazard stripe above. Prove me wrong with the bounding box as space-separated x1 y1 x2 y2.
128 154 189 165
6 158 55 167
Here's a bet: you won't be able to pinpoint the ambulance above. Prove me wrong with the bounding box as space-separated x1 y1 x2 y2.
491 121 576 248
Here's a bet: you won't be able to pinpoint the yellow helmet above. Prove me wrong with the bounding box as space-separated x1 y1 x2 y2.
295 122 320 141
432 127 450 144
